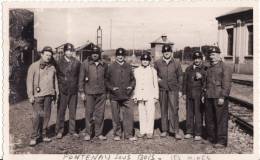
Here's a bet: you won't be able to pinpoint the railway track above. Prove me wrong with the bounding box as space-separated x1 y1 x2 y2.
232 78 253 86
228 96 253 135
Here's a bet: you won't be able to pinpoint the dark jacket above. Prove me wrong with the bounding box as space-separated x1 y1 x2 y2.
78 59 108 95
183 64 206 99
205 61 232 98
56 56 80 95
154 58 183 91
105 61 136 101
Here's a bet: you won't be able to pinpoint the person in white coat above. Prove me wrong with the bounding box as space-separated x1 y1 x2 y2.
133 52 159 139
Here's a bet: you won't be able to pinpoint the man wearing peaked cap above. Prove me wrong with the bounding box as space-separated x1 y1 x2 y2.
78 44 108 141
192 51 203 60
55 43 81 139
63 43 74 52
204 46 232 148
105 47 137 141
183 51 206 141
208 46 221 54
27 46 59 146
154 44 183 140
133 52 159 139
140 52 152 61
115 47 126 56
162 44 172 53
92 46 101 53
89 45 102 60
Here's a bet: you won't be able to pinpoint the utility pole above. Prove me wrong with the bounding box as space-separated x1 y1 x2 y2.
110 19 112 49
97 26 102 49
133 31 135 56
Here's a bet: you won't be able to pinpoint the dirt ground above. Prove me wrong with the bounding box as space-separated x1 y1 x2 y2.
9 96 253 154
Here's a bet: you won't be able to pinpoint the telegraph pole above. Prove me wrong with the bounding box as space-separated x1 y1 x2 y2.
97 26 102 49
110 19 112 49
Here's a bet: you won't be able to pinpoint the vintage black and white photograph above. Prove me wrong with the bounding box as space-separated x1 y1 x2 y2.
2 1 259 159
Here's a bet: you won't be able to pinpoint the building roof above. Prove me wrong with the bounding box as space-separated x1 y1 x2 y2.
216 7 253 20
55 43 67 49
150 35 174 45
76 41 97 51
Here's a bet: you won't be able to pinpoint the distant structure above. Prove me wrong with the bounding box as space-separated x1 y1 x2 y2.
150 34 174 60
97 26 102 49
216 7 253 74
75 42 99 62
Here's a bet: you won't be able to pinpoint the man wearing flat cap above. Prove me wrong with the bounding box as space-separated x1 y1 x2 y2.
26 46 59 146
204 46 232 148
183 51 206 141
55 43 81 139
78 45 108 141
154 44 183 140
105 48 137 141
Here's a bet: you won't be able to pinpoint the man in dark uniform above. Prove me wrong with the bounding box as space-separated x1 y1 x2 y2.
55 43 81 139
183 51 206 141
78 46 108 141
154 44 183 140
204 46 232 148
105 48 137 141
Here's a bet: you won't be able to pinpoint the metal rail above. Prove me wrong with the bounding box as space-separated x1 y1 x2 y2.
228 96 253 110
232 79 253 86
228 96 253 135
229 112 253 135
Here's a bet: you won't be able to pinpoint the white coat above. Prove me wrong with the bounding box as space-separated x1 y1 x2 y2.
133 65 159 101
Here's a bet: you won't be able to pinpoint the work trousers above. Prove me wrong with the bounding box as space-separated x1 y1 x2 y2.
56 93 78 134
31 95 53 139
138 100 156 135
205 98 229 145
85 93 106 136
159 90 179 133
186 97 203 136
110 99 134 138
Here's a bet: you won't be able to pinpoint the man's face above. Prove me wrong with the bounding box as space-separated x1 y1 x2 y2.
41 51 52 63
163 51 172 59
209 53 220 64
116 55 125 63
194 58 202 66
64 50 73 59
91 53 100 61
141 60 150 67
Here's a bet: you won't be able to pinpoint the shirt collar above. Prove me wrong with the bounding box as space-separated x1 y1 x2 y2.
89 59 104 66
141 65 150 69
162 57 173 64
116 60 125 66
39 59 51 69
210 60 221 67
193 64 202 69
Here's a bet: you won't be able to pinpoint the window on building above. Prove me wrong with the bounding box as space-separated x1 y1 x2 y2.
247 25 253 56
227 28 234 56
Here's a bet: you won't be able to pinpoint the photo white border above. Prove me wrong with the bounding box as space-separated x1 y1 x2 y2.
2 1 260 160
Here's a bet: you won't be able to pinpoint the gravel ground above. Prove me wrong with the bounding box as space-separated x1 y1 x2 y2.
9 95 253 154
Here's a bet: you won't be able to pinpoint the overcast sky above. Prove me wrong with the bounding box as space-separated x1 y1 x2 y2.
34 7 235 50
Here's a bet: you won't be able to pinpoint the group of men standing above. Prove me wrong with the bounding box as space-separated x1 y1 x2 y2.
26 43 232 149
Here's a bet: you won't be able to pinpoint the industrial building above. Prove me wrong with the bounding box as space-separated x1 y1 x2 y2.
216 7 253 74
